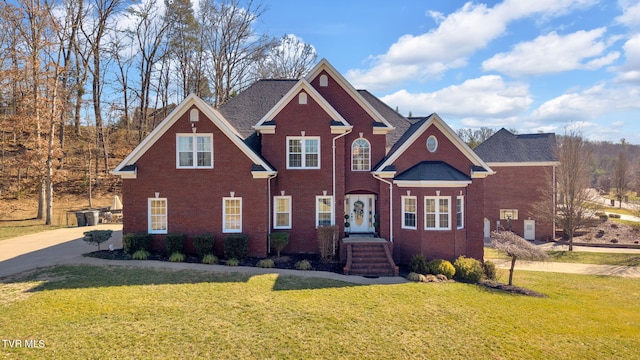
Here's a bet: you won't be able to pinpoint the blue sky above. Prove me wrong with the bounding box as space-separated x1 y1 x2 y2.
256 0 640 144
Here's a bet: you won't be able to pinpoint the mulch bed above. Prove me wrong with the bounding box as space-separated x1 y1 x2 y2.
478 280 547 297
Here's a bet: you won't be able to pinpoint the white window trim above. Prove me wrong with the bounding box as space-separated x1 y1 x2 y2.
223 197 242 233
273 196 292 229
286 136 320 169
456 196 464 229
315 195 334 227
424 196 451 231
401 196 417 230
176 133 214 169
351 138 371 171
148 198 168 234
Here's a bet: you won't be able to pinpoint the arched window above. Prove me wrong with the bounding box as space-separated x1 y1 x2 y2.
351 138 370 171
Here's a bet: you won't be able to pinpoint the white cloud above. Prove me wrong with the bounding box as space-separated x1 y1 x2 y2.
615 0 640 29
346 0 597 91
380 75 532 118
615 34 640 83
482 28 619 76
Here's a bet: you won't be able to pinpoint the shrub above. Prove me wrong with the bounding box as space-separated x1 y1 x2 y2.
202 254 219 265
453 256 484 283
428 259 455 279
406 272 425 282
295 259 312 270
169 252 186 262
165 233 186 256
225 258 239 266
123 233 152 254
83 230 113 250
270 232 289 257
483 261 497 280
408 254 429 275
256 259 275 268
224 233 249 260
193 233 215 258
317 225 337 262
132 249 150 260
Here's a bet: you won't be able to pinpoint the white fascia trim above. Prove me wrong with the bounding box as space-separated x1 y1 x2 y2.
111 170 137 179
371 171 396 179
471 171 491 179
487 161 560 167
373 127 393 135
254 78 350 131
330 125 353 134
112 94 275 175
394 180 472 188
306 59 395 131
254 125 276 134
251 171 277 179
376 114 494 175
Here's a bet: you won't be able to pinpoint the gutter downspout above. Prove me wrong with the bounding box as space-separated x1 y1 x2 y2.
332 128 352 255
373 174 393 242
267 173 277 253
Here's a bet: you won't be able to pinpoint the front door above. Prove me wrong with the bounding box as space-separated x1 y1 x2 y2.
346 195 376 233
524 220 535 240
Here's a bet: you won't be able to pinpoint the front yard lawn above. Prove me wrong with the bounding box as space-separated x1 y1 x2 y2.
1 265 639 359
486 247 640 267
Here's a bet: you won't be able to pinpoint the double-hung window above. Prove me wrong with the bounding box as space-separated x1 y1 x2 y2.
177 134 213 168
274 196 292 229
148 198 168 234
456 196 464 229
223 197 242 233
402 196 417 229
425 196 451 230
287 136 320 169
316 196 334 227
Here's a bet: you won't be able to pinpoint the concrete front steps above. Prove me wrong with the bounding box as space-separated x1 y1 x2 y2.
342 238 399 277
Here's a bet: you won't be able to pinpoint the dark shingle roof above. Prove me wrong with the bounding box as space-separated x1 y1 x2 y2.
395 161 471 182
357 90 411 150
218 80 298 138
474 128 557 163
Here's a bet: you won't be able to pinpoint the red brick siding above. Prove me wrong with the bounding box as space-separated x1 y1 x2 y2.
122 105 269 257
483 165 555 240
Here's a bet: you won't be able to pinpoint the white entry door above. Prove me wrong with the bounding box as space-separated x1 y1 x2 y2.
484 218 491 239
524 220 535 240
346 195 375 233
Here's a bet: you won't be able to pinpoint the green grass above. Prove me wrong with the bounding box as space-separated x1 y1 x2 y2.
0 219 64 241
1 265 639 359
547 251 640 266
486 247 640 267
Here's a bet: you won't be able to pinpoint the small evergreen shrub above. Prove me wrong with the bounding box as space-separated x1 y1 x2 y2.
165 233 186 256
168 252 186 262
295 259 312 270
201 254 219 265
225 258 239 266
224 233 249 260
270 232 289 257
193 233 215 258
406 272 426 282
453 256 484 283
123 233 152 254
256 259 275 268
132 249 150 260
483 260 497 280
83 230 113 250
408 254 429 275
428 259 455 279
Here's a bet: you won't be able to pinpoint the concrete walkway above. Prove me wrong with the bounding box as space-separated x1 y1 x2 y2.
1 225 639 282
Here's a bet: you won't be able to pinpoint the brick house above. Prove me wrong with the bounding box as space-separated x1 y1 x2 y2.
474 129 558 241
112 59 495 270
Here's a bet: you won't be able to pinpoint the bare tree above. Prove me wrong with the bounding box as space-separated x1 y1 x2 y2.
612 152 629 208
253 34 317 79
456 127 496 149
555 129 597 250
199 0 275 106
490 230 549 285
164 0 200 99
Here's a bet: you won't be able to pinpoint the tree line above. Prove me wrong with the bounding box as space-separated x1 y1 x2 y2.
0 0 316 223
